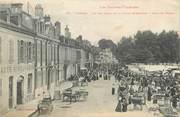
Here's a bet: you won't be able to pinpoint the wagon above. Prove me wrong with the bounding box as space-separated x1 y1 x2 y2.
131 96 143 104
62 89 80 103
152 93 165 106
131 95 144 110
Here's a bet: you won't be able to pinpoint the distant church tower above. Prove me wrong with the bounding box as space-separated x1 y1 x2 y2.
35 4 43 18
65 25 71 38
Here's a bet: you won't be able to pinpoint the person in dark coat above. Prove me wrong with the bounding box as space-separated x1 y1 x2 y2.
131 78 135 85
170 87 176 97
99 74 102 78
115 96 122 112
147 87 152 101
144 78 148 87
129 85 133 94
118 74 121 82
172 97 177 108
122 97 128 112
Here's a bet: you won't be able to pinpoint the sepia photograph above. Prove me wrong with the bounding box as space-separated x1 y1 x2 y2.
0 0 179 117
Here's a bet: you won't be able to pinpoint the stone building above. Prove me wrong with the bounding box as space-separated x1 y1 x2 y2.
0 3 95 115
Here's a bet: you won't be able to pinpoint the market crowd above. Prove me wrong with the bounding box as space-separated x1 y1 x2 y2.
111 65 180 114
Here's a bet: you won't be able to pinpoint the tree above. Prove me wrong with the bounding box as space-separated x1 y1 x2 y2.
116 30 180 64
158 30 179 63
98 39 117 55
116 37 135 63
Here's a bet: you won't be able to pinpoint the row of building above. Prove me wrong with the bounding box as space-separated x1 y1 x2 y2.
0 3 96 114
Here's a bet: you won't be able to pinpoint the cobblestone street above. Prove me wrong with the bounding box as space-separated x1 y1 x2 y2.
39 77 159 117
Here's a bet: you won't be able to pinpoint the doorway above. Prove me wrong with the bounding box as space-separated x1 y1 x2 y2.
9 76 13 108
17 76 24 105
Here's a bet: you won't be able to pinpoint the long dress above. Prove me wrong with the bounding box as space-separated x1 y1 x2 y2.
122 101 127 112
172 97 177 108
147 87 152 101
115 100 122 112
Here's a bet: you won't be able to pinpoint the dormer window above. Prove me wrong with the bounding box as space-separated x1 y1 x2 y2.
10 15 18 25
0 10 9 22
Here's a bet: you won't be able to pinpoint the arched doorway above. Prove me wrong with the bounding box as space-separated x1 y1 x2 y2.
17 76 24 105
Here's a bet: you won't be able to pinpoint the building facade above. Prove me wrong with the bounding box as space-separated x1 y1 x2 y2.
0 3 95 114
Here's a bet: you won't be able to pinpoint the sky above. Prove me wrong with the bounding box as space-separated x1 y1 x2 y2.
1 0 180 45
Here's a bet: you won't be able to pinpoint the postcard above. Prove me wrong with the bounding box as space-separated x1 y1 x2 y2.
0 0 179 117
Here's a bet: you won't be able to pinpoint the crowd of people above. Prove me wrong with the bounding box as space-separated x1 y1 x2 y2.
111 65 179 115
67 68 99 84
65 64 179 116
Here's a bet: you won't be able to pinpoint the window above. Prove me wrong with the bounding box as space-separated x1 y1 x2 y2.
40 41 42 65
27 42 33 63
9 77 13 97
65 48 67 60
35 21 40 33
54 46 57 64
10 16 18 25
0 79 2 96
59 46 61 62
18 40 25 63
37 41 41 64
51 45 54 62
0 37 1 64
42 43 46 64
0 11 8 22
18 40 29 63
57 46 59 63
47 44 51 65
40 22 43 34
9 40 14 64
27 74 32 93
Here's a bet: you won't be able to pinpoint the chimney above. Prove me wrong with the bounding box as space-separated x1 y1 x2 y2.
44 15 51 23
10 3 23 27
35 4 44 18
11 3 23 14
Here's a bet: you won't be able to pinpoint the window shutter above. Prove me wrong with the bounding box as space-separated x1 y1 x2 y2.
24 42 27 63
27 42 29 63
0 79 2 96
31 43 33 62
9 40 11 63
32 43 35 62
18 40 20 64
9 40 14 64
0 37 1 64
